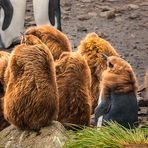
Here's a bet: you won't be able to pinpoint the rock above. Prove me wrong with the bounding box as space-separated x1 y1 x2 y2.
138 99 148 107
114 7 126 13
115 17 122 23
65 7 71 11
127 4 139 10
88 12 97 17
100 6 113 12
81 0 92 3
124 53 129 57
77 15 91 21
129 13 139 19
77 26 87 32
108 0 118 1
138 107 148 116
0 121 67 148
130 34 136 38
63 16 70 21
140 2 148 6
100 11 116 19
97 32 109 38
133 45 137 49
61 0 72 7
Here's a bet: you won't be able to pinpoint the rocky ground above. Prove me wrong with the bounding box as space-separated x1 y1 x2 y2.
1 0 148 126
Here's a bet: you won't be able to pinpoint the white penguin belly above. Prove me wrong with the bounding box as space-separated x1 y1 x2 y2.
97 89 103 127
33 0 50 26
0 0 26 48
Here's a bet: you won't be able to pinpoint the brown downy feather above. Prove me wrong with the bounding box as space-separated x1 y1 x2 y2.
56 52 92 126
24 25 72 60
100 56 138 100
4 34 59 130
0 51 10 131
0 51 10 91
78 32 119 111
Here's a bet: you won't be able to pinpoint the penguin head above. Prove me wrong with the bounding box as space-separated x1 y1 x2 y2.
106 56 132 75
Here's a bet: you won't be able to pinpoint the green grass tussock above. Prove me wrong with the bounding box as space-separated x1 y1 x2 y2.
64 122 148 148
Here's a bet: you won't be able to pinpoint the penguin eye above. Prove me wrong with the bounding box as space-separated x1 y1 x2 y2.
109 62 114 68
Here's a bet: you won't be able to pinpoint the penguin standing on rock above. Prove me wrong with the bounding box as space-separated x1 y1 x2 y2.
95 55 138 129
0 0 62 48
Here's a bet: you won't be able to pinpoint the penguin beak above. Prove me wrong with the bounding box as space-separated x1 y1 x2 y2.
1 0 14 31
102 53 108 60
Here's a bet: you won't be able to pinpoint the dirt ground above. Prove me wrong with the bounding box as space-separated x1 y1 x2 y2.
1 0 148 126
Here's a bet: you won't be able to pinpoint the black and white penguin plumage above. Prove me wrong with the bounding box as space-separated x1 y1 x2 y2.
0 0 62 48
33 0 62 31
0 0 27 48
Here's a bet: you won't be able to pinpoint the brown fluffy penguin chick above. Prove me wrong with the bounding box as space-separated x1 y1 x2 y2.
78 32 119 111
24 25 72 60
0 51 10 131
55 52 92 126
95 56 138 128
4 34 59 130
100 56 138 96
0 51 10 92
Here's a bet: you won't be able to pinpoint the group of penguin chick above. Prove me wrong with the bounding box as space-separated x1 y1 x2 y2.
0 24 142 131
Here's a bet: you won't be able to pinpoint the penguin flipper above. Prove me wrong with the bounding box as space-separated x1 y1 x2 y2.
48 0 58 26
94 99 111 125
1 0 14 31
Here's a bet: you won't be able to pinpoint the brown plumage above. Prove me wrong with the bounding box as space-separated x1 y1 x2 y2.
100 56 138 97
4 34 59 130
0 51 10 92
0 51 10 131
24 25 72 60
78 32 119 111
56 52 92 126
95 56 138 128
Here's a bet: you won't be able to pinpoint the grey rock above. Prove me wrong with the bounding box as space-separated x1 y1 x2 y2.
100 11 116 19
138 107 148 116
63 16 70 21
127 4 139 10
88 12 97 17
107 0 118 1
97 32 109 38
0 121 67 148
140 2 148 6
100 6 114 12
138 99 148 107
77 26 87 32
77 15 91 21
61 0 72 7
129 13 139 19
81 0 92 3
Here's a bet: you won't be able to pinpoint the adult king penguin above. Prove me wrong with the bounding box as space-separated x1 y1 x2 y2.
33 0 61 31
0 0 26 48
0 0 61 48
